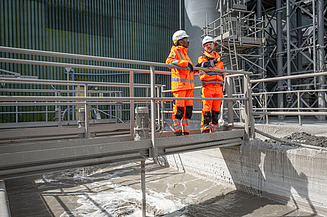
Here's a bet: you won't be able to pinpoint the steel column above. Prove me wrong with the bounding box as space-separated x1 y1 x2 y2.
317 0 326 121
286 0 291 90
277 0 284 119
257 0 263 91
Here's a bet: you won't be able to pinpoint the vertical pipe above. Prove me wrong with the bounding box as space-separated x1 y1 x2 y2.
227 76 234 126
156 86 160 131
257 0 263 91
84 84 89 138
179 0 182 29
130 71 135 135
264 93 268 124
160 85 165 131
243 75 249 139
296 7 303 72
150 66 157 158
297 91 302 125
286 0 291 90
277 0 284 119
141 159 146 217
243 74 254 139
317 0 326 121
312 0 316 87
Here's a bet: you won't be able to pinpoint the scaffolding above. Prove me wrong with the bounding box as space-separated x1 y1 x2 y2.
203 0 327 123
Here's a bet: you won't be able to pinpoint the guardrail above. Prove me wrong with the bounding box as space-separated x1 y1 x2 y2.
0 46 254 155
250 72 327 125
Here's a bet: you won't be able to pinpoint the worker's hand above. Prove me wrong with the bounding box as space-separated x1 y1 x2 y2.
209 58 218 67
188 62 194 72
201 61 210 68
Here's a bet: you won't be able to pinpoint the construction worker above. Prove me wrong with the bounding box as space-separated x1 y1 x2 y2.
166 30 195 136
197 36 224 134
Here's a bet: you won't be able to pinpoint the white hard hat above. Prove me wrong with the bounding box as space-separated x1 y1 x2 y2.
172 30 189 45
202 36 215 46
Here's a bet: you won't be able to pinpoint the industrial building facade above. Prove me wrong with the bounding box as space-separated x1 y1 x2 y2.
0 0 183 123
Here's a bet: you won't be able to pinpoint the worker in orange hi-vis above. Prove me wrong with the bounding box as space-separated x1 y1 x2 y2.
166 30 195 136
197 36 224 134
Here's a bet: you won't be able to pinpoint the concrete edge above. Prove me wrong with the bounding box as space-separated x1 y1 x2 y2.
0 180 11 217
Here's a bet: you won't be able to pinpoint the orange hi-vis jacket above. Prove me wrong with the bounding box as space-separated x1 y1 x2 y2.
198 51 224 85
166 45 195 92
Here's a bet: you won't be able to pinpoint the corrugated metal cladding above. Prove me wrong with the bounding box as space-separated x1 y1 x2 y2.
0 0 184 122
0 0 183 84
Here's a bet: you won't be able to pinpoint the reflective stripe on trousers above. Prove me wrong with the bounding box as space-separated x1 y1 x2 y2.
181 119 190 133
173 119 182 133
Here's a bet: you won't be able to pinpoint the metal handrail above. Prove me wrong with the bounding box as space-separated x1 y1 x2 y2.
0 46 255 155
250 71 327 83
0 46 252 75
251 72 327 125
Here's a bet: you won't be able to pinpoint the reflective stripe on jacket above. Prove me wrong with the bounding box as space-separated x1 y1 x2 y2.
197 51 224 84
166 45 194 92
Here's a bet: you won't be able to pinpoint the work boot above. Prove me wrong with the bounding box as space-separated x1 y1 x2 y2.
201 129 210 134
175 131 183 136
183 131 189 136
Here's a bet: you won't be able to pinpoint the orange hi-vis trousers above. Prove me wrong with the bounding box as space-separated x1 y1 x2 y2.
172 89 194 136
201 84 223 133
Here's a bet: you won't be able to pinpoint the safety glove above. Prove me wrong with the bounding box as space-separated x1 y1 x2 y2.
209 58 218 67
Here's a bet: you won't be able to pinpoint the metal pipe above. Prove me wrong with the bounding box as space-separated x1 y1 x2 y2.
130 71 135 135
0 47 252 75
252 88 327 95
0 180 11 217
253 111 327 116
0 77 151 88
141 160 146 217
0 96 247 102
313 0 317 87
286 0 291 90
317 0 326 121
84 84 89 138
277 0 284 118
255 129 327 151
150 66 157 158
251 71 327 83
253 107 327 111
257 0 264 91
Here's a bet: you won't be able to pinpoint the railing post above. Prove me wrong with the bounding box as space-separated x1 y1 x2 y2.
156 86 160 131
130 71 135 136
297 91 302 125
150 66 158 158
84 84 90 138
141 159 146 217
264 93 268 124
160 85 165 131
244 75 255 139
226 76 234 126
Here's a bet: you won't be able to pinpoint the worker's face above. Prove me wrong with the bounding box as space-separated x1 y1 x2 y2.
178 37 189 48
204 42 215 53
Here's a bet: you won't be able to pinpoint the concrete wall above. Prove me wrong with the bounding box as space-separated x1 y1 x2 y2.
166 140 327 215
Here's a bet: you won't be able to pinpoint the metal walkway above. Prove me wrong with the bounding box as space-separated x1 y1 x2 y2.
0 126 244 179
